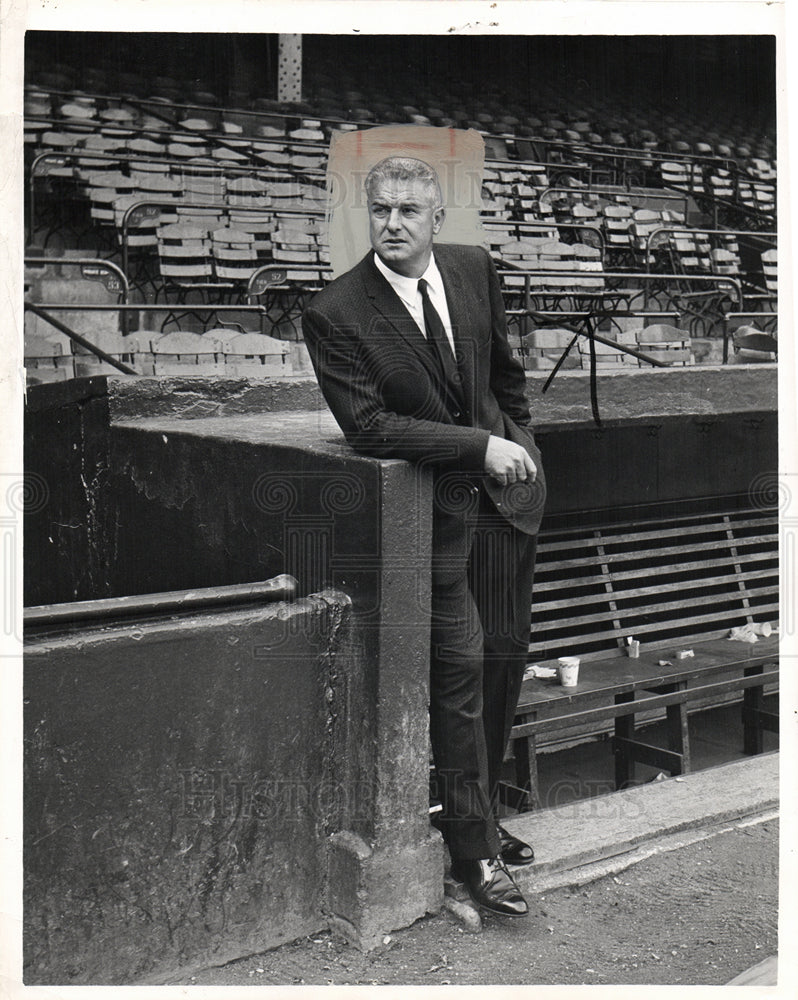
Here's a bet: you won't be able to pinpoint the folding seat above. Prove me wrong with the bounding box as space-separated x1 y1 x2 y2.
602 203 633 255
115 175 182 253
631 208 661 264
58 98 97 123
669 232 710 274
227 177 270 209
752 183 775 215
24 88 52 117
577 329 637 370
710 169 734 200
179 170 225 204
571 243 604 289
179 116 216 133
634 323 692 365
175 205 226 230
168 140 209 161
211 227 258 282
219 331 291 376
710 247 741 277
100 107 138 130
227 211 275 261
572 201 599 224
212 145 250 165
524 163 549 188
24 335 74 383
39 130 82 178
290 120 326 142
88 172 137 227
149 330 226 375
761 249 777 298
156 222 214 288
732 324 777 363
661 161 689 187
71 333 138 377
126 136 167 159
520 328 580 371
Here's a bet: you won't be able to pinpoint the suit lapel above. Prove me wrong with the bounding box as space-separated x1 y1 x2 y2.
361 251 460 391
358 253 444 387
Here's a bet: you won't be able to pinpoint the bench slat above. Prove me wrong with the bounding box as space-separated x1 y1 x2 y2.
531 571 777 613
537 514 775 553
529 603 779 654
530 583 778 629
537 533 777 572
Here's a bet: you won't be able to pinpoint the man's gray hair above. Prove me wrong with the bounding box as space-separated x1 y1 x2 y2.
364 156 443 207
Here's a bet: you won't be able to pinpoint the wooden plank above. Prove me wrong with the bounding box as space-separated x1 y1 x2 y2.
529 593 778 637
529 603 779 651
537 513 775 551
518 640 779 703
512 670 779 736
536 532 778 571
530 580 777 619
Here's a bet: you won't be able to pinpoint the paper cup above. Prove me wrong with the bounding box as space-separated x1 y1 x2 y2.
557 656 580 687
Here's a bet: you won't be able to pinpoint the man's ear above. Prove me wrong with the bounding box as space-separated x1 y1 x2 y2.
432 206 445 234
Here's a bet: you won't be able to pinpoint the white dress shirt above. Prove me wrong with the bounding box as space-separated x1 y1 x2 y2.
373 252 456 355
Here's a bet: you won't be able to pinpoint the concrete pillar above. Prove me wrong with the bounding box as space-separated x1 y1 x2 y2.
277 34 302 103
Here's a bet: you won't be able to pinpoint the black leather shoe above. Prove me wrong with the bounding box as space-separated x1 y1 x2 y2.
498 824 535 866
450 857 529 917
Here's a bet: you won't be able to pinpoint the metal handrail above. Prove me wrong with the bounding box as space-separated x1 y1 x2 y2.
483 219 605 256
497 268 743 364
28 149 324 240
24 255 129 301
23 301 273 339
538 185 689 217
119 198 326 281
246 264 332 303
644 226 778 273
495 267 743 306
25 574 300 626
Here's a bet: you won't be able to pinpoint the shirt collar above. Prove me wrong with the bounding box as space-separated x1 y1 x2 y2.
373 251 442 304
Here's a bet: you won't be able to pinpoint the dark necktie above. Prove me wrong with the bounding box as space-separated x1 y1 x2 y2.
418 278 456 383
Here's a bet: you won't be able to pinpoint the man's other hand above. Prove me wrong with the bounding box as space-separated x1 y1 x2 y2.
484 435 537 485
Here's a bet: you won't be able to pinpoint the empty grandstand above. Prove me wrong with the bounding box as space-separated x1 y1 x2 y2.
24 33 777 378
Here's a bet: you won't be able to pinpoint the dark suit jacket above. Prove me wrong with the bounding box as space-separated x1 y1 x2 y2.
302 243 546 535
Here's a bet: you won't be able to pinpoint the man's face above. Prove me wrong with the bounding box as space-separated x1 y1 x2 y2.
368 177 445 278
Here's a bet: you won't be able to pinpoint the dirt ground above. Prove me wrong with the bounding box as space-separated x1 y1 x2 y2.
175 817 778 987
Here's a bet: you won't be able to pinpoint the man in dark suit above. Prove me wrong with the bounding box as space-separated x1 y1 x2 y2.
302 156 546 917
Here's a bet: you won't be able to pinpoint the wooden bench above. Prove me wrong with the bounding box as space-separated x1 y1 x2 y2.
506 501 779 810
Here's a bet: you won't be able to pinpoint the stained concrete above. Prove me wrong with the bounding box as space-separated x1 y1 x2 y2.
100 365 777 429
505 752 779 889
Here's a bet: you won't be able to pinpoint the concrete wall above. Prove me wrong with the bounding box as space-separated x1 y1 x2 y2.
25 592 341 983
25 367 778 605
22 366 777 981
24 587 441 984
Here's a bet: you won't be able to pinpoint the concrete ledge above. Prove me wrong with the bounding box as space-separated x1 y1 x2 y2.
23 365 774 426
504 753 778 887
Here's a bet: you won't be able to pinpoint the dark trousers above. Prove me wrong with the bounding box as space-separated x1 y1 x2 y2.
429 481 538 860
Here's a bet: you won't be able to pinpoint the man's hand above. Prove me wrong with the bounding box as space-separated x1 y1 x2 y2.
484 435 537 485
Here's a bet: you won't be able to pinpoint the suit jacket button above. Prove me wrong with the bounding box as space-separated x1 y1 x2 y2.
452 410 461 419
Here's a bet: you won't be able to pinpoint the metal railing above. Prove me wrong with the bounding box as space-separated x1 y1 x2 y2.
644 226 777 272
495 267 744 362
24 255 130 299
